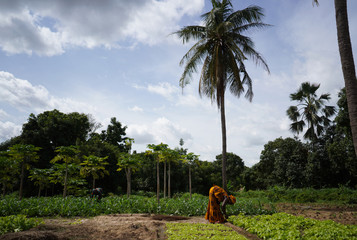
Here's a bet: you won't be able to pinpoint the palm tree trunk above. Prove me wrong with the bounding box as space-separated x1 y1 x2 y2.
220 92 228 190
334 0 357 156
164 160 167 198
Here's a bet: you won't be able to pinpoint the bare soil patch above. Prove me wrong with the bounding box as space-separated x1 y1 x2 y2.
0 214 208 240
276 203 357 225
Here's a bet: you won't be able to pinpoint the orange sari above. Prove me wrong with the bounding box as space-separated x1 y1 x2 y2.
205 185 228 223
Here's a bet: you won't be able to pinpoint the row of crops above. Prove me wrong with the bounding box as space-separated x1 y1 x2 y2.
167 214 357 240
0 194 274 217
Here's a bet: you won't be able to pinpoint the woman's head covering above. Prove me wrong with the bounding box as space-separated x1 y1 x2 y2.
229 195 236 204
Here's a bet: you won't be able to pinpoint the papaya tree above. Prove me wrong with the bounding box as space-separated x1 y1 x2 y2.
186 152 200 199
28 168 52 197
147 143 168 204
51 146 80 197
8 144 40 199
80 155 109 189
0 151 19 196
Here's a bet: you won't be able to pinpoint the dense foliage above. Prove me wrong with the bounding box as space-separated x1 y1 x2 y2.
0 215 43 235
237 186 357 204
229 212 357 240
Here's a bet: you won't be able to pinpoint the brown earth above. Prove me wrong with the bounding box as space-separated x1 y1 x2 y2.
276 203 357 225
1 204 356 240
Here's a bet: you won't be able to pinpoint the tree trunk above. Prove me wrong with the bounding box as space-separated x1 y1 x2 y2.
157 158 160 204
334 0 357 156
126 167 132 198
92 178 95 189
220 92 227 190
38 187 41 198
63 164 68 198
19 162 25 200
164 160 167 198
189 165 192 199
168 161 171 198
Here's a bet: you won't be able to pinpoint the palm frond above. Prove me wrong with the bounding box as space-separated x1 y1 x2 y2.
290 120 305 134
287 106 300 121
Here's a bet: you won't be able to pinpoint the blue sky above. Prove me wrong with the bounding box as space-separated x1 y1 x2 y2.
0 0 356 166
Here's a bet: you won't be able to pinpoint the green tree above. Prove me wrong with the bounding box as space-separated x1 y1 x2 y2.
147 143 168 204
80 155 109 189
313 0 357 156
215 152 244 191
174 0 269 190
117 138 140 198
101 117 127 152
20 109 91 170
28 168 52 197
287 82 335 142
8 144 40 199
49 163 86 196
0 151 19 196
51 146 80 197
186 152 200 199
257 137 308 188
162 148 182 198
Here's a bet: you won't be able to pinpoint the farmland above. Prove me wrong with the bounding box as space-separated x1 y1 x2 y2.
1 189 357 239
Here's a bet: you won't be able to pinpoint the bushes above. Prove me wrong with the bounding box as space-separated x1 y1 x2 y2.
0 215 43 235
238 187 357 203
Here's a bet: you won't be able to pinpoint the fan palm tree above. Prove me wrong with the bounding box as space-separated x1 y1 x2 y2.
174 0 270 189
313 0 357 155
287 82 336 141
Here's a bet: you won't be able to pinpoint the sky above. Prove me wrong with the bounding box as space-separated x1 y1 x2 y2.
0 0 356 167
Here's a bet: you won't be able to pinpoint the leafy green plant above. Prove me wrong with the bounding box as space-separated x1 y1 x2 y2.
229 212 357 239
0 215 43 235
0 194 274 218
166 223 247 240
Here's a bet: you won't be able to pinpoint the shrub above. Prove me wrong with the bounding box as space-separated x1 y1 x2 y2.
0 215 43 235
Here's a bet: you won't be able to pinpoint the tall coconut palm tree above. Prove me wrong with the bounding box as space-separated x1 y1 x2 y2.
287 82 336 142
174 0 270 189
313 0 357 155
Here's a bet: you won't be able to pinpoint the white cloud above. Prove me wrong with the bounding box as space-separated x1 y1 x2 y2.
0 71 95 114
0 120 21 142
127 117 192 151
147 82 179 100
0 71 50 111
0 0 204 56
129 106 143 112
0 71 97 142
